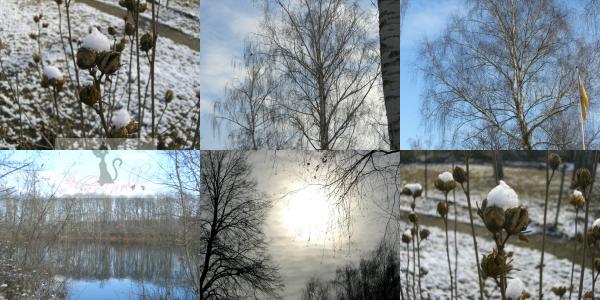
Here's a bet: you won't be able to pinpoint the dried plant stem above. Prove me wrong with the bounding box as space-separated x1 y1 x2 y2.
578 152 599 300
462 154 485 300
411 231 416 300
406 243 410 299
569 208 579 300
540 153 556 299
64 0 86 140
444 193 454 300
554 165 566 228
135 0 142 142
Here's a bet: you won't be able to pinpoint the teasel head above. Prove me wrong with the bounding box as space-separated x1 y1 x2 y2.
408 212 418 224
503 206 529 235
76 48 96 69
420 228 430 240
570 190 586 209
481 249 512 279
140 32 154 53
452 166 467 185
96 51 121 75
435 171 456 194
79 84 101 107
573 168 593 190
437 201 448 218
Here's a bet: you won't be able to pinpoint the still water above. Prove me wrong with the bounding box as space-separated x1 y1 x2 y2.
18 242 196 300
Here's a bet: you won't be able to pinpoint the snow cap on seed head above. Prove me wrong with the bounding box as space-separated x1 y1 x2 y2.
111 109 131 129
438 171 454 183
403 183 422 197
487 180 519 210
505 277 525 300
401 229 412 244
82 28 111 52
43 66 63 81
593 218 600 230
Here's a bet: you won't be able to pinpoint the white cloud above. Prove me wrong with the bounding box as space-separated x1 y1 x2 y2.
401 0 466 49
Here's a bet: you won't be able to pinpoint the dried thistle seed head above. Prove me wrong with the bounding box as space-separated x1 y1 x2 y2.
408 212 418 223
96 51 121 75
551 286 567 297
137 3 147 13
76 48 96 69
33 15 40 23
419 228 430 240
570 190 586 209
29 33 37 40
436 201 448 218
165 90 174 103
115 40 126 52
548 153 561 171
54 0 63 5
574 168 593 189
594 258 600 272
32 52 42 64
583 291 594 300
481 249 511 279
118 0 135 10
483 206 505 233
79 84 101 106
124 22 135 36
108 26 117 36
126 120 139 133
140 32 154 52
112 127 129 138
504 206 529 235
42 22 48 28
452 166 467 184
41 76 49 88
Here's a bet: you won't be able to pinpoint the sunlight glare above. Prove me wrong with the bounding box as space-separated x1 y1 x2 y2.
282 185 332 242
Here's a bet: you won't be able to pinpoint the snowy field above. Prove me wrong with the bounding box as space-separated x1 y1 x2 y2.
0 0 200 149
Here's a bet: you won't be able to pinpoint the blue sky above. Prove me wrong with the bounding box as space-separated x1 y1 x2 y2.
400 0 465 149
4 151 174 196
200 0 263 149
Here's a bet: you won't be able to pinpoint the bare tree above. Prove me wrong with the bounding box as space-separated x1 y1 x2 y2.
212 40 288 149
420 0 580 149
378 0 400 150
199 151 282 299
262 0 382 150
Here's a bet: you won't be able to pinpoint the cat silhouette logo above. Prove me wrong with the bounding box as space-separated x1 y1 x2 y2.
93 150 123 186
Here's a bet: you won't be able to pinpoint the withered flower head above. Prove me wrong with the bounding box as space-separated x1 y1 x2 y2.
140 32 154 52
570 190 586 209
483 206 505 233
504 206 529 235
573 168 593 190
548 153 562 171
124 22 135 36
165 90 174 103
481 249 511 279
33 52 42 64
79 84 101 107
76 48 96 69
108 26 117 36
435 171 456 193
452 166 467 184
551 286 567 297
437 202 448 218
408 212 418 224
420 228 430 240
401 229 412 244
54 0 63 5
111 127 128 138
96 51 121 75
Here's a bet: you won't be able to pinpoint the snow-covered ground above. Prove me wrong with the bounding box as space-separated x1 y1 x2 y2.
0 0 199 149
95 0 199 37
411 222 592 299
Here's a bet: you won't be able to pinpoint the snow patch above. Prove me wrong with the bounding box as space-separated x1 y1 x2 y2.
487 180 519 210
43 66 63 80
82 28 111 52
505 277 525 300
438 171 454 183
111 109 131 128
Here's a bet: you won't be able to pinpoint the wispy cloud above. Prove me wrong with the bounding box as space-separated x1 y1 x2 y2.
401 0 466 49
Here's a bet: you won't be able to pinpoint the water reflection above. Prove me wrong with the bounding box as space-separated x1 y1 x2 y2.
16 242 196 300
